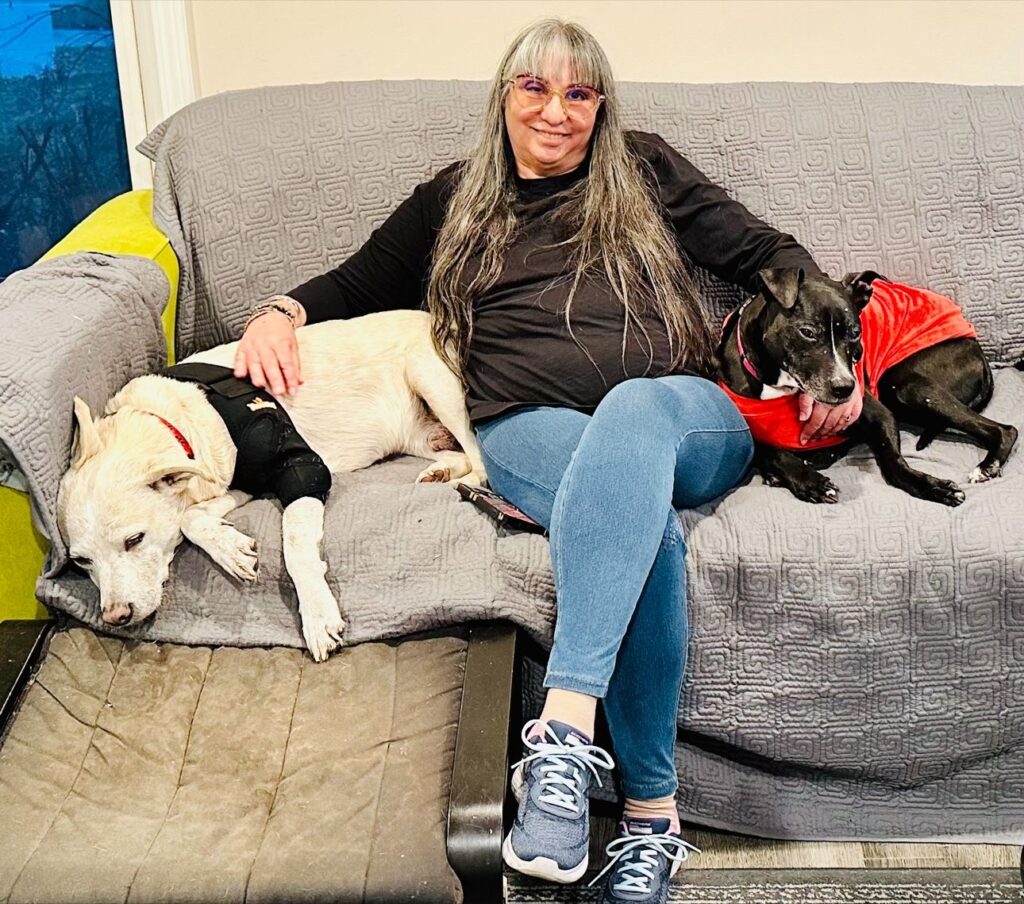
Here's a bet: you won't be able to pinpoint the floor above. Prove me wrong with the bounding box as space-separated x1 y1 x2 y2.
662 821 1021 870
567 805 1024 869
505 817 1023 902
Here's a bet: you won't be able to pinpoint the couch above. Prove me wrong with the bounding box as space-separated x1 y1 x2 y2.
0 79 1022 886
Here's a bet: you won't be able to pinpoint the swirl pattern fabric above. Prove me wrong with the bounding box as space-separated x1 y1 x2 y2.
137 81 1024 366
26 80 1024 841
0 253 168 553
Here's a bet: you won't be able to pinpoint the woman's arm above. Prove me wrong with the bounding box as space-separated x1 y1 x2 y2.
633 131 822 293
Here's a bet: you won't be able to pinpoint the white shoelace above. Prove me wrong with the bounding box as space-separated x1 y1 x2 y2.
510 719 615 817
588 832 701 892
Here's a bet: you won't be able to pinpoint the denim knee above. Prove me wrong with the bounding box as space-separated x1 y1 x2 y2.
661 509 686 552
596 377 685 427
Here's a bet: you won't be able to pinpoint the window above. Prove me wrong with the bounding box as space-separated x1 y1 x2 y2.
0 0 131 280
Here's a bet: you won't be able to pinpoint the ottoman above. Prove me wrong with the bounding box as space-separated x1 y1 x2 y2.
0 620 516 904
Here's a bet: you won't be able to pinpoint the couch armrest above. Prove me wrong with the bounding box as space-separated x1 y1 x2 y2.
41 190 179 363
447 621 518 904
0 191 179 621
0 252 169 565
0 488 48 620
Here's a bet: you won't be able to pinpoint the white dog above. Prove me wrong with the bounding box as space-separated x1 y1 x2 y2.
57 309 487 661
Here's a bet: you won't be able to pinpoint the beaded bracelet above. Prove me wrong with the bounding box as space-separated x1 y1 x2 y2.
244 297 302 332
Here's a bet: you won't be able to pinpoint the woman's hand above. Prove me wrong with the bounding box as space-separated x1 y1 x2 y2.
798 382 863 445
233 308 303 397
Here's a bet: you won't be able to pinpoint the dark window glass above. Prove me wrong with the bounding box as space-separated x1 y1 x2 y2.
0 0 131 280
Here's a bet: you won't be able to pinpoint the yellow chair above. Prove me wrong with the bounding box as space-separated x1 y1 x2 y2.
0 190 178 621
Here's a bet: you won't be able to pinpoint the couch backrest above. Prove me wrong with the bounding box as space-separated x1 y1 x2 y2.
141 80 1024 364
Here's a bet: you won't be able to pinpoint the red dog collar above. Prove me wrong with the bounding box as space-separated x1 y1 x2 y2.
147 413 195 460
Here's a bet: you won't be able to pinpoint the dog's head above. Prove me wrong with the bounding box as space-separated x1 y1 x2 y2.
56 397 213 627
754 268 880 405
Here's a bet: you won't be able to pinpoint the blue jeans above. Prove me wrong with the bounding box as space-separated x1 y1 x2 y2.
475 376 753 799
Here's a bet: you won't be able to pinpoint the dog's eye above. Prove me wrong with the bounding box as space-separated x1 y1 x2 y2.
124 533 145 551
798 326 818 341
71 555 92 569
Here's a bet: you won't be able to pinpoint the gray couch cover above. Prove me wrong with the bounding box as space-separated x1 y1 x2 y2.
3 80 1022 842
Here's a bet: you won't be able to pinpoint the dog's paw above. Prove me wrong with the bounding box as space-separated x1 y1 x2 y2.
921 477 966 507
416 453 474 485
207 526 259 582
300 588 345 663
968 462 1002 484
789 472 839 504
452 470 484 488
303 615 345 663
416 463 452 483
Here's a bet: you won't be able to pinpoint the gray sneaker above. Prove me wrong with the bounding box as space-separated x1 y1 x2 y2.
592 817 700 903
501 719 615 884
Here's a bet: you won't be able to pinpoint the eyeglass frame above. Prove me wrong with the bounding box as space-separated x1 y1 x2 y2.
506 73 606 117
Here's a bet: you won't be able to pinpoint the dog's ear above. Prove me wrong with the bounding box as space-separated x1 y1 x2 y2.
758 268 804 309
70 397 102 470
841 270 883 311
144 462 215 494
841 270 885 287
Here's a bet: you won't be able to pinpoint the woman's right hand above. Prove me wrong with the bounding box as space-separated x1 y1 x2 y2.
233 309 303 397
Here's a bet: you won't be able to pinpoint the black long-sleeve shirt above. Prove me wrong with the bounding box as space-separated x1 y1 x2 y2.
289 131 821 423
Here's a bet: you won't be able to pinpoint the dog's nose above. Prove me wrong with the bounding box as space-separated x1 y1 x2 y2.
103 604 134 626
829 379 856 400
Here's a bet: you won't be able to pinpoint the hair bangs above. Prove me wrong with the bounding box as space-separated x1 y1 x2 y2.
503 21 608 92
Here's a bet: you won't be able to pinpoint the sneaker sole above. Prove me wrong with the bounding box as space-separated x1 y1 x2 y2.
511 764 525 801
502 831 588 884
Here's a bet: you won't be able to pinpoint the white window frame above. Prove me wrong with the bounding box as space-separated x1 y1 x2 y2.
109 0 197 190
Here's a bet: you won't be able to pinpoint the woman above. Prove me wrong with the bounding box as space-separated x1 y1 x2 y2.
235 20 859 903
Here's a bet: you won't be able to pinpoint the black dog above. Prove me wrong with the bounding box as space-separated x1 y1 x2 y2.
717 269 1018 506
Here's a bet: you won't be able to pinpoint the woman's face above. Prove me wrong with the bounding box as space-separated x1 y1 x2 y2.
504 60 599 180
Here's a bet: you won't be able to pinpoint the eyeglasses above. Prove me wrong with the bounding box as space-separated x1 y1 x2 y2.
508 73 605 117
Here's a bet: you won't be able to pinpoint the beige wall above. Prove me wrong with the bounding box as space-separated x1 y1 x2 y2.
188 0 1024 98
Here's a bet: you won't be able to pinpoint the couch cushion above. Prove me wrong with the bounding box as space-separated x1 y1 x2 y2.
0 628 467 904
140 81 1024 364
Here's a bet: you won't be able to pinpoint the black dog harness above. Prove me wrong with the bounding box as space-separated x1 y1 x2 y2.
161 363 332 508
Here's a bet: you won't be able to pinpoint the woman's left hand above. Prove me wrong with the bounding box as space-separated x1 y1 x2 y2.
798 382 863 445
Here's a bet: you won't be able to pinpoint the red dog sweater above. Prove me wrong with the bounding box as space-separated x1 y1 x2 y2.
719 280 978 451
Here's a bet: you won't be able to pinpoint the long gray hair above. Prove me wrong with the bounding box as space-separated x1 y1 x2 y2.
427 18 715 381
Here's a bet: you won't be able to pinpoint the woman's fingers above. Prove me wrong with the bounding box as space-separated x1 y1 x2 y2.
797 393 814 424
846 387 864 424
291 333 303 387
260 353 287 397
231 311 304 397
799 390 863 444
233 345 249 379
817 404 849 439
279 353 301 396
799 397 831 444
247 354 268 392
